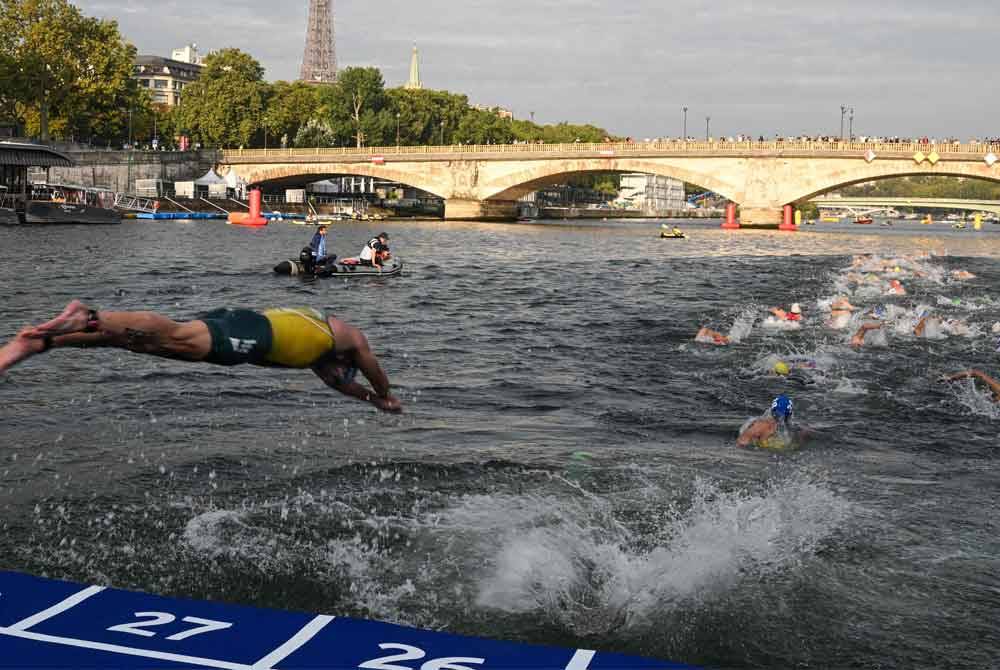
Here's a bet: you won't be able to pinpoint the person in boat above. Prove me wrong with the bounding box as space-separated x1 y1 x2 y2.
0 300 402 413
359 232 391 269
309 225 330 262
695 327 730 346
671 226 684 237
943 369 1000 402
737 394 800 449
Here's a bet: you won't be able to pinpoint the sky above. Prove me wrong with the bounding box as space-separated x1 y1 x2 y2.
80 0 1000 139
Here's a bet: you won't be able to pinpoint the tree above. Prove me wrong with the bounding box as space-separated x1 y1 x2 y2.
294 119 336 148
0 0 142 143
175 48 266 148
263 81 321 147
453 108 514 145
334 67 387 147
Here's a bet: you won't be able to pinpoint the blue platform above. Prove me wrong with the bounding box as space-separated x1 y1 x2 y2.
0 571 696 669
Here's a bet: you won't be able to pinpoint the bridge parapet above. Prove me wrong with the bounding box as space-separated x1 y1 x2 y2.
222 141 1000 164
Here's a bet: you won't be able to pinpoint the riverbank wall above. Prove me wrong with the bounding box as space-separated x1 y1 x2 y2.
42 150 220 192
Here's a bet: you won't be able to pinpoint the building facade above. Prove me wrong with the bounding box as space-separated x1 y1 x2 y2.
616 173 686 213
133 53 202 107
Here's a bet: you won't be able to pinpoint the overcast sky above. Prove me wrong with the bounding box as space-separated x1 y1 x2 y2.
80 0 1000 139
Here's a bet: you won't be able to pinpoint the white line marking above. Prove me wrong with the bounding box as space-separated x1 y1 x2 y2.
8 585 105 631
565 649 596 670
250 615 335 670
0 627 251 670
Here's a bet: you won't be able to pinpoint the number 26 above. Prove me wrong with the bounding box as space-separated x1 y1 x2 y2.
359 643 485 670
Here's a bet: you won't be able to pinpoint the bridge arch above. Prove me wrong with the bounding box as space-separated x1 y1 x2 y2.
476 158 742 203
780 162 1000 206
227 163 452 200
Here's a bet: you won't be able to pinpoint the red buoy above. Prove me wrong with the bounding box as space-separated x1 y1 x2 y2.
721 203 740 229
779 204 797 231
228 189 268 227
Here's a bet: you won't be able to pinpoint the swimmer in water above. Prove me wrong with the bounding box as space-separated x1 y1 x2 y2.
827 297 855 330
696 327 730 346
951 270 976 281
770 303 803 322
737 394 796 448
886 279 906 296
851 322 884 348
942 370 1000 402
0 300 402 412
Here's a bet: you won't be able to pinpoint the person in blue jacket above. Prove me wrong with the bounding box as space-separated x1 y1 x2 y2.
309 225 329 262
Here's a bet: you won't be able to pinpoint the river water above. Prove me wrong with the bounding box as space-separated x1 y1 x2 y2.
1 218 998 669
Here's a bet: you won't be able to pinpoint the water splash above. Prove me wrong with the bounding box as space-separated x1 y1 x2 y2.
467 473 850 635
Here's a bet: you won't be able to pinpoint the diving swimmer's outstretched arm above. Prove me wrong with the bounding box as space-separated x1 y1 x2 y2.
851 322 882 348
944 369 1000 401
316 317 402 412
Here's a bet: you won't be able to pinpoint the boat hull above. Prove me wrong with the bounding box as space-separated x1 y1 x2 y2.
24 201 121 224
275 258 403 278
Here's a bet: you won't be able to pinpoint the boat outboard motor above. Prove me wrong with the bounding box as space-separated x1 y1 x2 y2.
299 246 316 275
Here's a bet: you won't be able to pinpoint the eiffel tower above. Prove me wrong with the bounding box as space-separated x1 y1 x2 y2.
299 0 337 84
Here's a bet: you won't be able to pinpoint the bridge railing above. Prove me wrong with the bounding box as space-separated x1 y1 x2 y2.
221 140 1000 162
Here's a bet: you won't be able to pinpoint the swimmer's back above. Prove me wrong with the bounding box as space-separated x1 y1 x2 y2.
263 307 336 368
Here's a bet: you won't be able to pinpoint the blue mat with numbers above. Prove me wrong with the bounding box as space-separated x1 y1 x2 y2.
0 571 696 669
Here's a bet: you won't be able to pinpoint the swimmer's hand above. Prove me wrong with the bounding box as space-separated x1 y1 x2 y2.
370 393 402 413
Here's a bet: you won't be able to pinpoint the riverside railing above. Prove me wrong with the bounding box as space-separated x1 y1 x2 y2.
222 140 1000 162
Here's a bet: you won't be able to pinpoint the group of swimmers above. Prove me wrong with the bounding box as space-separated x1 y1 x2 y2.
697 253 997 449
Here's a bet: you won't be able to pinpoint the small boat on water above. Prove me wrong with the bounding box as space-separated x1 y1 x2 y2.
25 184 121 224
854 216 874 225
274 255 403 278
660 231 687 239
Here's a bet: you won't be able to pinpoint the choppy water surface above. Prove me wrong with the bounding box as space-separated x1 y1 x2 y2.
1 218 999 669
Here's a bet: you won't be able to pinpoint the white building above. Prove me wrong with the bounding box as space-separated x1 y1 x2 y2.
615 173 686 213
171 44 203 65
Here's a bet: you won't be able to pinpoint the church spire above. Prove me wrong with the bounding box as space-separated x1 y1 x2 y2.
405 44 422 90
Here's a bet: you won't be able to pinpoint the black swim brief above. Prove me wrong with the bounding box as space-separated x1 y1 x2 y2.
198 309 273 366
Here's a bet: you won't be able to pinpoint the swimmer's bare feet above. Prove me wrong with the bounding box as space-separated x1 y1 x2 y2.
0 329 48 373
26 300 94 337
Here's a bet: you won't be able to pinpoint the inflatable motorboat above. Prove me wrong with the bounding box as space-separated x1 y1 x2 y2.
274 254 403 278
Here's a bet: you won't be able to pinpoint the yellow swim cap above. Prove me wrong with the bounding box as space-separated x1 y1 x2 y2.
774 361 791 376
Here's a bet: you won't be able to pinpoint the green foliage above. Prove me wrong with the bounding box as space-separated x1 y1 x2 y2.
841 176 1000 200
263 81 321 146
510 120 611 144
0 0 143 142
294 119 336 148
175 48 266 148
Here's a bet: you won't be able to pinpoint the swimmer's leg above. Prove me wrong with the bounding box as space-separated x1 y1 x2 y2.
3 301 212 372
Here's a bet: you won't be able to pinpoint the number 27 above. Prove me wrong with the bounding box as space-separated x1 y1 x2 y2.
107 612 233 641
359 643 485 670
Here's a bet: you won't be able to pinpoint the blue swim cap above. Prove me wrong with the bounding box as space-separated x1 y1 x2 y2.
771 395 794 421
873 305 887 319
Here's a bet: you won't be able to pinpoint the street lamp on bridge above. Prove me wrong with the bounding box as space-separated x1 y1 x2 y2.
705 116 711 141
840 105 848 141
683 106 688 140
849 107 855 141
396 112 401 147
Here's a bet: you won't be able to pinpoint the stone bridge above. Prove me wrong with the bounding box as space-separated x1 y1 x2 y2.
218 141 1000 226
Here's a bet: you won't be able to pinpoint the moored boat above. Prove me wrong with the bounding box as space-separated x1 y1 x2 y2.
854 216 874 225
24 184 121 224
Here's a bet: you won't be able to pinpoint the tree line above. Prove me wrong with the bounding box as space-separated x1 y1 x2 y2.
1 0 613 150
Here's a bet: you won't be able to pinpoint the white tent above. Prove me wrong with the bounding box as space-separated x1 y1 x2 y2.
194 169 226 186
223 169 245 190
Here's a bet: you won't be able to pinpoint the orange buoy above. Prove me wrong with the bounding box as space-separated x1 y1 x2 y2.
721 202 740 229
779 204 797 231
228 189 268 227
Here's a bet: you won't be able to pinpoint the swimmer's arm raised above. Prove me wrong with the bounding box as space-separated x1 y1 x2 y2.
944 369 1000 399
